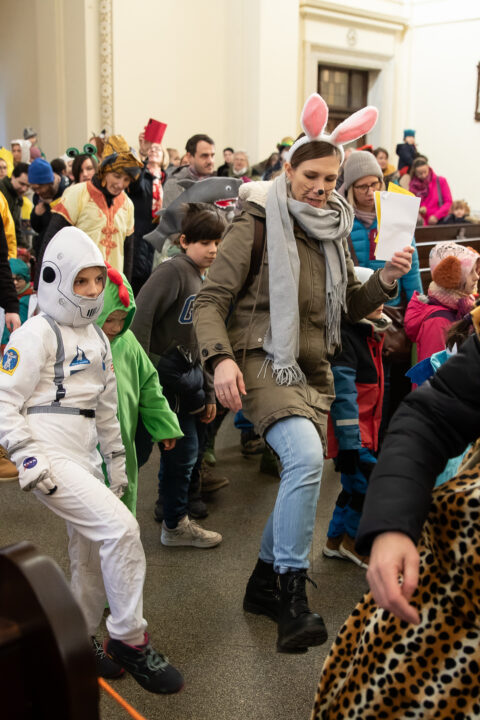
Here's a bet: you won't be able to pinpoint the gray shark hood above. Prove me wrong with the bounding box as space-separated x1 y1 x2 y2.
145 176 243 251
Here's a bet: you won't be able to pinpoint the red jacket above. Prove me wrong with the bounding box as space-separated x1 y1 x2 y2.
327 319 385 458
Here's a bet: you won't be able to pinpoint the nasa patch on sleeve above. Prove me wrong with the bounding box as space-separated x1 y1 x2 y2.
23 457 38 470
1 348 20 375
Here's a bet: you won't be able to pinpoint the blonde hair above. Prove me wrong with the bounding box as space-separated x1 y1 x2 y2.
450 199 470 215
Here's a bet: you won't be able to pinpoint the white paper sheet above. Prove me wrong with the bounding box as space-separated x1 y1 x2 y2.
374 191 420 261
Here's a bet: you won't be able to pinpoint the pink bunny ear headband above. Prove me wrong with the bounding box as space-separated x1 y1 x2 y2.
285 93 379 164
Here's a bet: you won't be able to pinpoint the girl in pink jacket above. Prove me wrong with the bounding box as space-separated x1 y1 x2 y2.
409 157 452 225
405 241 480 362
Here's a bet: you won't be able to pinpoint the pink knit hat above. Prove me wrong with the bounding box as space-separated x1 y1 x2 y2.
429 241 480 290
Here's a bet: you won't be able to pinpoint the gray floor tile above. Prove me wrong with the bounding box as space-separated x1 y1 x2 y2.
1 411 368 720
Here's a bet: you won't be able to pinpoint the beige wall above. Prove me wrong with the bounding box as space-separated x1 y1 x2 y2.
0 0 99 160
111 0 299 166
408 0 480 212
0 0 39 151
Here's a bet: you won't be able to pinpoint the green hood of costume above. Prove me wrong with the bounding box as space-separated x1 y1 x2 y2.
97 271 136 342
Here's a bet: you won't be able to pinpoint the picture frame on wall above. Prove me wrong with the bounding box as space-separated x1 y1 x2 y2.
475 62 480 121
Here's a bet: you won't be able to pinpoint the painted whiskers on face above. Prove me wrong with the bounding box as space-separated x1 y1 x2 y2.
285 155 340 209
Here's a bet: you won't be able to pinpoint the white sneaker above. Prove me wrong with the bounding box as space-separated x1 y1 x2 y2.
161 515 222 548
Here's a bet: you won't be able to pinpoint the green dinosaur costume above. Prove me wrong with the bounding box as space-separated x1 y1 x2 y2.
98 272 182 514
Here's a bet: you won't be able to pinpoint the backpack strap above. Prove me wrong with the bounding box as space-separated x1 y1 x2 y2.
436 177 444 208
427 308 457 323
237 216 266 300
347 234 359 266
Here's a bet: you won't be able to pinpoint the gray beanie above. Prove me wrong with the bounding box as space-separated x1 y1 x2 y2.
343 151 382 191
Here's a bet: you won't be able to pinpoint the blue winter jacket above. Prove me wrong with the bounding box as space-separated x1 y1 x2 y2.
350 217 422 307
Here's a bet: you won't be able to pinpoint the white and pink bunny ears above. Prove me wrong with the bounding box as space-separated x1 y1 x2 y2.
285 93 379 164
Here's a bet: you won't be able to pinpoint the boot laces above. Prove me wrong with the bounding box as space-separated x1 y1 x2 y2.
286 571 317 614
143 642 169 672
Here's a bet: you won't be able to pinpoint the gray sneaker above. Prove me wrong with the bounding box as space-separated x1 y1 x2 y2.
161 515 222 548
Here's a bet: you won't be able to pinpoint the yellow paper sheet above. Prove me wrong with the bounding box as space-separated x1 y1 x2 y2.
387 182 415 197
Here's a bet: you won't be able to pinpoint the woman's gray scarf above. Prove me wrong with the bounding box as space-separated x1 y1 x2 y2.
262 173 354 386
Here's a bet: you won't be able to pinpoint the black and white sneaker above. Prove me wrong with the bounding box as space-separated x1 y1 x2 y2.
91 636 124 678
104 633 184 694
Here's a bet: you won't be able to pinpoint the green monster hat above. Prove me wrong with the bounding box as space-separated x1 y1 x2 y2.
97 264 136 342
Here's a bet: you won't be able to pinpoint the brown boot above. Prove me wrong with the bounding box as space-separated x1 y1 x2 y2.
0 445 18 483
339 535 369 569
200 461 229 493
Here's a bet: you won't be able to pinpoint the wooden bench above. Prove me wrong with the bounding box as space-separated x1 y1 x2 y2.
414 224 480 293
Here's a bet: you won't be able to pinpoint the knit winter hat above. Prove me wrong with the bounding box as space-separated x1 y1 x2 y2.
403 129 415 138
23 127 37 140
9 257 31 282
343 151 383 191
28 158 54 184
429 241 480 290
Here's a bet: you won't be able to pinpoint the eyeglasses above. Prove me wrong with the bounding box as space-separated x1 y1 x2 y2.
353 181 382 193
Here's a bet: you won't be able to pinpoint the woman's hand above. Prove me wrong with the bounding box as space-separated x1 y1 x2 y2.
214 358 246 412
367 531 420 624
428 215 438 225
380 246 414 284
200 403 217 424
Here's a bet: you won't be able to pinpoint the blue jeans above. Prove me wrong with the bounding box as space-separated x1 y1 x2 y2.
159 411 202 527
327 447 376 539
259 416 324 574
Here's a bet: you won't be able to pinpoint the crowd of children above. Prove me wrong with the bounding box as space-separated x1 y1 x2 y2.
1 111 480 718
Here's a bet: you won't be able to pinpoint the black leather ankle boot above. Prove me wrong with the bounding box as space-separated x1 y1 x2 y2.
243 558 279 622
277 570 328 652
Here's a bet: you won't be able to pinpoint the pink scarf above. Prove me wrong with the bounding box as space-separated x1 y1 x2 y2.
428 282 475 318
409 169 432 200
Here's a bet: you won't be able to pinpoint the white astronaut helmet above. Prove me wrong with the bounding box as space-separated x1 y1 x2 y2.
37 227 107 326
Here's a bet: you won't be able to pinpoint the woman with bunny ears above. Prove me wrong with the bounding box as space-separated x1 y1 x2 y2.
194 94 414 654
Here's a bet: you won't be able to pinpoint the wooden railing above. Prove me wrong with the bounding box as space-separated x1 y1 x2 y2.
414 224 480 293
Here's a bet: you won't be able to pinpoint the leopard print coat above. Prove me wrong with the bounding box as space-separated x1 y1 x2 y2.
311 440 480 719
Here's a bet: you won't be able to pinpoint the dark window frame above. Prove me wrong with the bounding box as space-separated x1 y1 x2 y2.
318 64 369 143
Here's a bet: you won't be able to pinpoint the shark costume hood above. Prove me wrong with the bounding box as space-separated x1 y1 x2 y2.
37 227 107 327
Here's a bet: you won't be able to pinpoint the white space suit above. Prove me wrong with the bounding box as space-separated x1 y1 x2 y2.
0 227 147 644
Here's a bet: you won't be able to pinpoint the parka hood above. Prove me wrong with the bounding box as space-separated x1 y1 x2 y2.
404 291 440 342
97 268 136 342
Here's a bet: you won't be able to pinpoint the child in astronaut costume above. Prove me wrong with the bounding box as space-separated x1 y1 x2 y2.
0 226 183 694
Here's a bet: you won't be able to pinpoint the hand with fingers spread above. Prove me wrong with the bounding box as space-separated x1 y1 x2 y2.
214 358 246 412
366 531 420 625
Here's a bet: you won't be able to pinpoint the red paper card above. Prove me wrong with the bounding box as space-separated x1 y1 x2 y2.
144 119 167 144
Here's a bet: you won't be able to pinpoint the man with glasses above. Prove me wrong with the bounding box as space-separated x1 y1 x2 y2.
0 163 30 247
